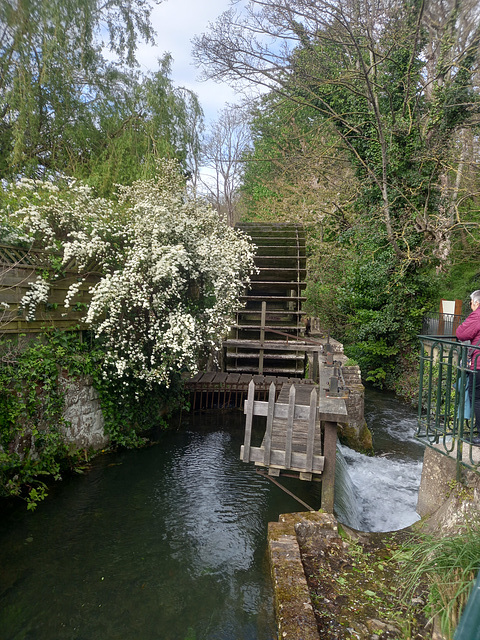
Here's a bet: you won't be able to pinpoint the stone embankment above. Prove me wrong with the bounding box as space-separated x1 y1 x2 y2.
60 374 108 450
268 511 430 640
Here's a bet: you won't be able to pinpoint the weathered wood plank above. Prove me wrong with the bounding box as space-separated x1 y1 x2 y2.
197 371 217 384
240 444 325 474
223 339 323 352
306 387 318 472
242 380 255 462
321 421 338 513
263 382 275 465
213 372 228 384
187 372 204 384
284 384 295 468
244 397 347 422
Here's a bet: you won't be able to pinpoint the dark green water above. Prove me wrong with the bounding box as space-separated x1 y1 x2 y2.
0 411 319 640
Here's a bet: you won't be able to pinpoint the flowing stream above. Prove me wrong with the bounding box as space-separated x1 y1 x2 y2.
0 388 424 640
336 387 425 532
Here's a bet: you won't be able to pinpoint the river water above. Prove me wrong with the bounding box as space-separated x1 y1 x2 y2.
0 389 424 640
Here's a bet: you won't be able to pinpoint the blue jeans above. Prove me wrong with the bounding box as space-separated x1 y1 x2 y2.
468 370 480 434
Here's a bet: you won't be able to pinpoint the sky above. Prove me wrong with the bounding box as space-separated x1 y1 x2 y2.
135 0 239 125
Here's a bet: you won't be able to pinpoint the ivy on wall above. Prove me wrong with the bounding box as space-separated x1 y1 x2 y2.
0 331 185 509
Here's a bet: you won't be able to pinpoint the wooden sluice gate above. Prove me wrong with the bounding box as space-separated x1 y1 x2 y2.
240 380 347 512
184 371 317 410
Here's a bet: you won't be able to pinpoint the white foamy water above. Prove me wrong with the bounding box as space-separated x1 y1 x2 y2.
338 444 423 532
335 388 426 532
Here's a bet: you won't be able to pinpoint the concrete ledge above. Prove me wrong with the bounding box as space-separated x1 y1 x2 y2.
268 512 338 640
417 445 480 534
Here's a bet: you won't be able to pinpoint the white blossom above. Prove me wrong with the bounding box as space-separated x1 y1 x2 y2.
20 276 50 321
7 160 256 387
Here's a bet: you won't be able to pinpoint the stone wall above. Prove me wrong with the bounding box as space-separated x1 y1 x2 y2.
60 374 109 450
307 333 370 452
339 365 372 453
417 445 480 534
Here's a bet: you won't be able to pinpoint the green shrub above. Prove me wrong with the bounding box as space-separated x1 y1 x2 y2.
397 523 480 639
0 331 185 509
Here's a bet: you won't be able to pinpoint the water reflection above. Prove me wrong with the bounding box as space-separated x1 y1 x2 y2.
0 412 279 640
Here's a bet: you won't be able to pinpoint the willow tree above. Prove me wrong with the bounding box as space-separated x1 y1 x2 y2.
73 57 204 197
0 0 154 174
0 0 204 190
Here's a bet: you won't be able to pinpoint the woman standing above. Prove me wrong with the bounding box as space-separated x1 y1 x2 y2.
456 290 480 445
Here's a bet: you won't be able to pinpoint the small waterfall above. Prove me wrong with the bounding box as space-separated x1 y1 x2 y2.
334 446 364 530
337 443 423 532
333 387 426 533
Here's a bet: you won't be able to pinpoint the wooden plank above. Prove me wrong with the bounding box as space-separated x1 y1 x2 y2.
198 371 216 385
252 374 266 387
321 421 337 513
290 385 316 405
244 398 347 423
223 339 322 352
284 384 296 468
299 472 313 481
267 422 322 455
240 445 325 474
1 271 98 288
186 372 203 385
238 374 253 390
263 382 275 465
306 387 317 472
242 380 255 462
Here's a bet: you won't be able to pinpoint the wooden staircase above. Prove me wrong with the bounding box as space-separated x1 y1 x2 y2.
223 223 307 376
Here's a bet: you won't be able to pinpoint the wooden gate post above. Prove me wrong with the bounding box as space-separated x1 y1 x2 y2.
321 420 337 513
259 300 266 375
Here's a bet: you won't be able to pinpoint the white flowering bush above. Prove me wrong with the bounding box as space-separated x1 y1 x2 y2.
20 276 50 321
5 161 256 386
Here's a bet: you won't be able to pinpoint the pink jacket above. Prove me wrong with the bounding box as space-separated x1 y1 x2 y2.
456 307 480 369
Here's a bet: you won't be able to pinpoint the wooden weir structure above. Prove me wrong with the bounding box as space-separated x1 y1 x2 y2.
185 222 349 511
241 379 347 512
185 371 319 410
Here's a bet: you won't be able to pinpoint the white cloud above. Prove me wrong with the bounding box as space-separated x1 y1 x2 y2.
135 0 239 124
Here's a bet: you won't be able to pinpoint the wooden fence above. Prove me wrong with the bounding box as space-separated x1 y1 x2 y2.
0 244 101 335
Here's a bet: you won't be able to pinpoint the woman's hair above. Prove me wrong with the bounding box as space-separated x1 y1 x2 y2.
470 290 480 305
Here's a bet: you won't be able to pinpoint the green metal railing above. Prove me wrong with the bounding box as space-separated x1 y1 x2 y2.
417 336 480 479
453 571 480 640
